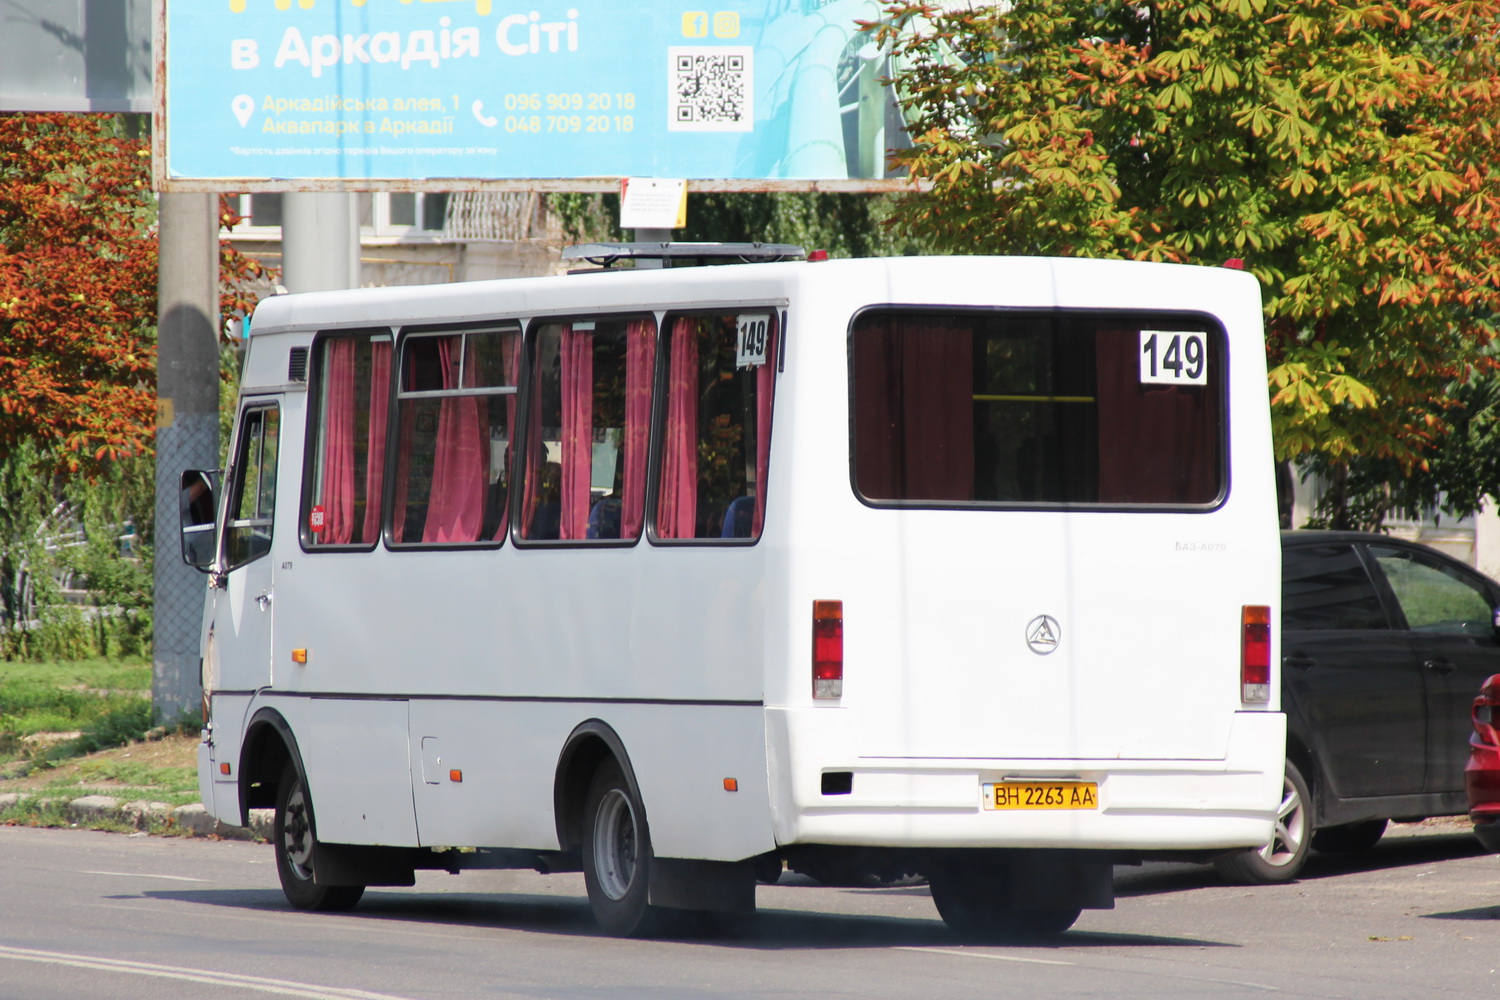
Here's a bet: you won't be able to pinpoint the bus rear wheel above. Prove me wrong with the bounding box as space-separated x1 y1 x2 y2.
274 762 365 912
927 859 1080 942
582 760 669 937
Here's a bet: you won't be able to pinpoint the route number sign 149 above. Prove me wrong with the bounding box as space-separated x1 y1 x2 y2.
1140 330 1208 386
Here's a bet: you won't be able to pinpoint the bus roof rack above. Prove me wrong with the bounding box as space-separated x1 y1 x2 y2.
562 241 807 270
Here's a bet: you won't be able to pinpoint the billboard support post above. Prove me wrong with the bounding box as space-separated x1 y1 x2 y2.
282 192 360 293
153 191 219 725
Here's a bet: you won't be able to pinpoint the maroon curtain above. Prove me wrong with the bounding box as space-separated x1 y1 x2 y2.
657 317 700 538
621 319 656 538
360 340 391 543
1095 331 1216 503
320 339 357 544
853 315 974 501
559 325 593 540
422 336 488 543
520 333 549 538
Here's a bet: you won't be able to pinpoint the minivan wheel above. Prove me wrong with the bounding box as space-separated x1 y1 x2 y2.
1213 760 1312 885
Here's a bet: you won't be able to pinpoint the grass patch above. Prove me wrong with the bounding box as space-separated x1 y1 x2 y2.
1 796 75 829
0 659 157 769
73 757 198 794
27 783 198 808
0 659 150 690
0 659 207 835
0 795 140 833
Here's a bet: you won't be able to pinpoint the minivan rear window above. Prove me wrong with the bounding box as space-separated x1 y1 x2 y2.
851 309 1225 507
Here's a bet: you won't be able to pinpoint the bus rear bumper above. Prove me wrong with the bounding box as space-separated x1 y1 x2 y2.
766 708 1285 853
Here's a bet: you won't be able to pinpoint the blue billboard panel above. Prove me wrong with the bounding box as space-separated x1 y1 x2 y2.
163 0 898 184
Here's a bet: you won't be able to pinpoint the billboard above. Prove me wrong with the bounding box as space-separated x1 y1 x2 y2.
157 0 910 191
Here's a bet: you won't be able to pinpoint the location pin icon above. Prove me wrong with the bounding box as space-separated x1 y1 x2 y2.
232 95 254 127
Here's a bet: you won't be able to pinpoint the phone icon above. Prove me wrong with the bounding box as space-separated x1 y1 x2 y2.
472 100 498 127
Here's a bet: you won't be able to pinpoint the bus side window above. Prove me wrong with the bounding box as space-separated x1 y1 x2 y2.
306 334 392 548
517 316 656 542
223 405 279 571
391 326 520 546
655 311 776 541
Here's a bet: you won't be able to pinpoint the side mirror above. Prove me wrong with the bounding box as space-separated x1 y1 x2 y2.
179 469 219 571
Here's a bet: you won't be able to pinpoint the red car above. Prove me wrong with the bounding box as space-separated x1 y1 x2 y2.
1467 674 1500 852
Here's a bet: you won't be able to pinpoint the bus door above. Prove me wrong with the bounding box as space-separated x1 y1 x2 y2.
211 399 282 731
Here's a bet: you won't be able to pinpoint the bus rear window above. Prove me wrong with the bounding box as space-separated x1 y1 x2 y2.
851 310 1224 507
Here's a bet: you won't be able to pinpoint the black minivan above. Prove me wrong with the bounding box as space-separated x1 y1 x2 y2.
1216 530 1500 883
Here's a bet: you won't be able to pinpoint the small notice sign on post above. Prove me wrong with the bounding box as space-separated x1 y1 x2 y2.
619 178 688 230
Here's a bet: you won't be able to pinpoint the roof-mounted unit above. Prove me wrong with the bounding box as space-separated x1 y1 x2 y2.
562 241 806 273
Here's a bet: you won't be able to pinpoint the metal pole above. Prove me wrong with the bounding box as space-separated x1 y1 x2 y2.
633 228 672 268
153 191 219 724
282 192 360 292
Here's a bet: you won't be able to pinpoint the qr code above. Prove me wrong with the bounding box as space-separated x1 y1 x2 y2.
667 47 754 132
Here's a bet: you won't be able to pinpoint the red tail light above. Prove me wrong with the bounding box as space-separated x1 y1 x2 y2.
1241 605 1271 703
1473 675 1500 748
813 600 843 700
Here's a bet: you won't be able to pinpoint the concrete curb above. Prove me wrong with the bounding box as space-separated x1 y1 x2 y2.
0 791 273 841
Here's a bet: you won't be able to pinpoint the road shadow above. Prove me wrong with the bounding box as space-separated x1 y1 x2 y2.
1116 830 1485 898
144 884 1228 952
1424 905 1500 922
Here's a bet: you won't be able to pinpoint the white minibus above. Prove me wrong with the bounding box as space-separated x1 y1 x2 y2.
180 245 1284 940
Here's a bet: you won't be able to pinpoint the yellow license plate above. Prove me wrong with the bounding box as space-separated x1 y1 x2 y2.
982 781 1098 810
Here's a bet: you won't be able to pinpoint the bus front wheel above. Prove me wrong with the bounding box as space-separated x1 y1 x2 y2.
274 762 365 912
582 760 668 937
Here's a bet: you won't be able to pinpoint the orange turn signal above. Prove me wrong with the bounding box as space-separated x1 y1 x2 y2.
723 778 738 792
449 769 463 783
291 649 308 664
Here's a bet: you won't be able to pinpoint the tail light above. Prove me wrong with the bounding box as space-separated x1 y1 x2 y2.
812 600 843 700
1241 605 1271 703
1473 675 1500 747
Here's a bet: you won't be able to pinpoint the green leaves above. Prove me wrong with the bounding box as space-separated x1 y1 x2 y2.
871 0 1500 478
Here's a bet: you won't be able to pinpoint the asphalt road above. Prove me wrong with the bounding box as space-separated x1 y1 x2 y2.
2 823 1499 1000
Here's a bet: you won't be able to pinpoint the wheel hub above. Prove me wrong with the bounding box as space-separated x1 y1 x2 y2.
283 785 315 879
593 787 638 901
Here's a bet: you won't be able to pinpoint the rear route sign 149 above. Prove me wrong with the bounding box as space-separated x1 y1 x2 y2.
1140 330 1208 386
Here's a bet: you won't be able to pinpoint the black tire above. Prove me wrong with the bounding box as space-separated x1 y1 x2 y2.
581 759 669 937
927 860 1080 942
274 762 365 912
1312 818 1387 854
1213 759 1312 885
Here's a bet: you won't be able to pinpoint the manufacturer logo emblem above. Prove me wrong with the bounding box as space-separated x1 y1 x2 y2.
1026 615 1061 655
